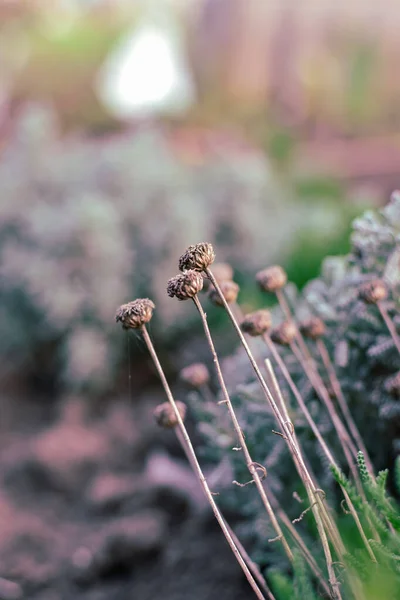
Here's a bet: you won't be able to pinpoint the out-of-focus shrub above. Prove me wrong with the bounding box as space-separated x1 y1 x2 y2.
0 107 360 393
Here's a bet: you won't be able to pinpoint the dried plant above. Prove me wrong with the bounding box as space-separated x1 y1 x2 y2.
125 194 400 598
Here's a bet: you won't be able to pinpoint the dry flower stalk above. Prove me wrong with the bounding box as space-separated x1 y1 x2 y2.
116 301 269 600
203 264 343 598
262 339 379 559
167 270 294 562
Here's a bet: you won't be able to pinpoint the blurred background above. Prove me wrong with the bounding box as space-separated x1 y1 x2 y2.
0 1 400 598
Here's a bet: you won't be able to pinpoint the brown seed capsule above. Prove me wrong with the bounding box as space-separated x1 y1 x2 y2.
154 401 186 428
202 262 233 291
180 363 210 388
299 317 326 340
385 372 400 397
115 298 155 329
358 279 388 304
270 321 297 346
208 280 239 306
179 242 215 272
167 271 204 300
241 310 272 337
256 266 287 293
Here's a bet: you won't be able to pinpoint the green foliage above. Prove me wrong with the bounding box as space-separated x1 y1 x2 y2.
292 550 319 600
268 569 294 600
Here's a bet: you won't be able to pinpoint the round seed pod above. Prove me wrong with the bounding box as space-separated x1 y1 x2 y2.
115 298 155 329
241 310 272 337
256 266 287 293
270 321 297 346
167 271 204 300
385 372 400 397
299 317 326 340
154 401 186 428
202 262 233 291
179 242 215 272
208 280 239 306
358 279 387 304
180 363 210 388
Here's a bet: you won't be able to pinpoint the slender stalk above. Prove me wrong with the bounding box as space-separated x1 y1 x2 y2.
206 269 343 599
378 301 400 356
191 295 294 563
267 487 331 597
140 325 268 600
290 340 359 462
263 341 379 559
175 427 275 599
276 288 314 365
316 338 374 475
265 361 371 600
264 359 346 560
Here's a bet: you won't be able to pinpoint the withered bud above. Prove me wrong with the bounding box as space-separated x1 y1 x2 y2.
202 262 233 290
167 271 203 300
358 279 387 304
385 372 400 397
241 310 272 337
115 298 155 329
154 401 186 428
179 242 215 272
299 316 326 340
256 266 287 293
270 321 297 346
180 363 210 388
208 280 239 306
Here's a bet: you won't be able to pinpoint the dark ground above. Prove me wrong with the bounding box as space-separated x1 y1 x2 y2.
0 380 254 600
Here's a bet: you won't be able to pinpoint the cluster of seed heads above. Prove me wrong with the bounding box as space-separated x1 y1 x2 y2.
116 241 399 442
180 362 210 388
358 279 388 304
299 317 326 340
241 310 272 337
115 298 155 329
167 270 204 300
153 401 187 428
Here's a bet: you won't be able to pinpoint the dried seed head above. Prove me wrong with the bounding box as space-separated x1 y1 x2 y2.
358 279 388 304
179 242 215 272
115 298 155 329
241 310 272 337
299 316 326 340
209 280 239 306
180 363 210 387
202 262 233 290
256 266 287 292
385 372 400 397
167 271 204 300
154 401 186 428
270 321 297 346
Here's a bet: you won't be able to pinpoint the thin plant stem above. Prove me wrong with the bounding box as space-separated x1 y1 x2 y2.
175 427 275 600
140 325 268 600
267 486 331 597
206 269 343 599
265 362 373 599
276 288 314 365
316 338 374 475
378 301 400 356
264 359 346 561
199 382 215 405
276 288 370 485
263 341 379 558
290 340 359 462
191 295 294 563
